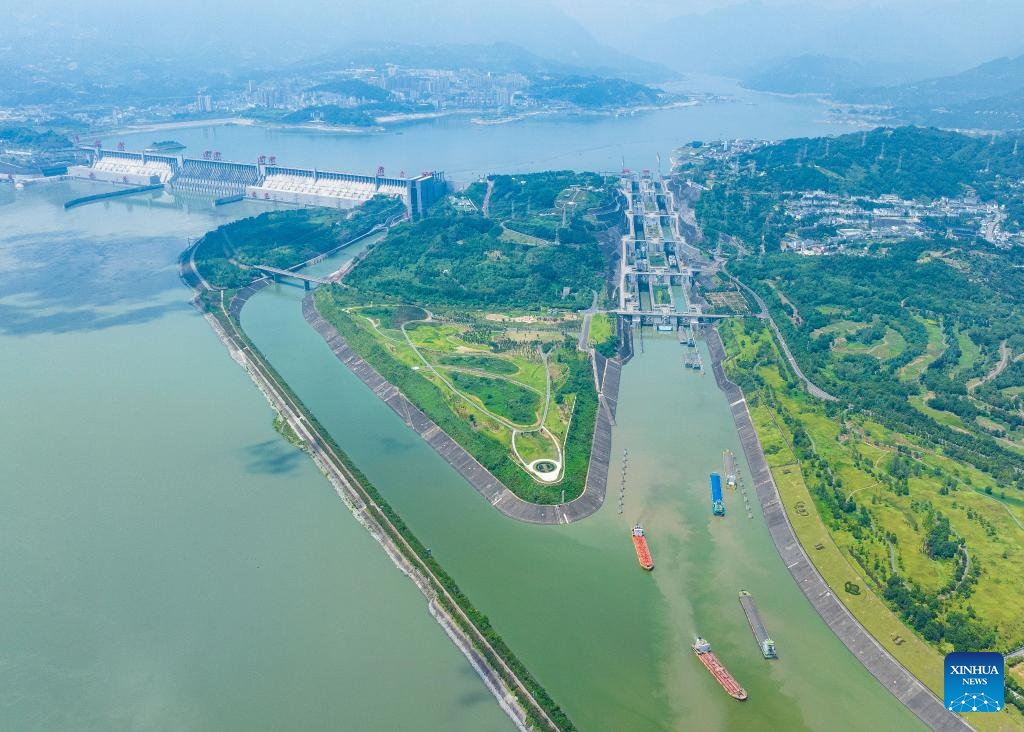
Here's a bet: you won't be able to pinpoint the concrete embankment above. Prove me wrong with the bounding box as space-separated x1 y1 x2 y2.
704 325 970 732
63 183 164 209
185 270 552 731
303 293 615 524
214 193 245 206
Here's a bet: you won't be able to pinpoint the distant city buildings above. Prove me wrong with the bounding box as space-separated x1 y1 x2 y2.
674 140 1024 255
0 59 672 137
780 191 1015 252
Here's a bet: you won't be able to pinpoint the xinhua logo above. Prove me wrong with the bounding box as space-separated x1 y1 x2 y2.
944 652 1004 713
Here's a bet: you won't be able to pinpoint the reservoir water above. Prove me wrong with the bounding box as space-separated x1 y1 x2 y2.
2 85 923 730
0 185 511 731
107 76 845 180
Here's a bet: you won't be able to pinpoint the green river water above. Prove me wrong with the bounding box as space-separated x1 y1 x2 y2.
0 184 510 731
239 249 921 730
1 90 927 730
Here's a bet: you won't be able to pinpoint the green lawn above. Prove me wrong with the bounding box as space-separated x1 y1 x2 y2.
908 394 968 429
449 371 541 426
953 328 983 377
514 429 559 463
406 322 479 353
841 326 908 361
720 317 1024 730
438 353 519 376
315 288 598 504
587 313 614 347
500 225 549 246
811 319 864 339
899 317 945 384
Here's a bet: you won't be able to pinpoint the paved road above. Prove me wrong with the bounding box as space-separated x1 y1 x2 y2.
705 326 970 732
722 268 838 402
578 290 599 351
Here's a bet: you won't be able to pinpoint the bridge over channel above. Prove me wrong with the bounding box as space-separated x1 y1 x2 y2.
253 265 329 289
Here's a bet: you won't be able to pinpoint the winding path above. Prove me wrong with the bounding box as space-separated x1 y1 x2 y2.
482 178 495 217
967 339 1010 393
304 294 614 524
705 325 970 732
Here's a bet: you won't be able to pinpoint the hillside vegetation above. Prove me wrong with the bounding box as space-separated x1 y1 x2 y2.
687 127 1024 252
193 196 404 289
319 171 622 503
344 171 621 309
689 127 1024 712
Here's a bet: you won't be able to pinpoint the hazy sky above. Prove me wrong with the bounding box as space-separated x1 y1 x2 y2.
10 0 1024 79
560 0 868 18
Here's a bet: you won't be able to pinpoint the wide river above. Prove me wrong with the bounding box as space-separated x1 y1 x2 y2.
1 78 921 730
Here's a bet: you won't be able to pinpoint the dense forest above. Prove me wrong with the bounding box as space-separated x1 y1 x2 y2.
0 126 72 151
193 196 404 289
528 75 663 108
686 127 1024 250
343 171 621 310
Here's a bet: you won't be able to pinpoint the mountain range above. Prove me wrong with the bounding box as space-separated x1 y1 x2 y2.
745 53 1024 131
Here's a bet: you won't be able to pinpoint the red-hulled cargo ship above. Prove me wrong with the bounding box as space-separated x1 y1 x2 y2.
632 524 654 570
692 636 748 700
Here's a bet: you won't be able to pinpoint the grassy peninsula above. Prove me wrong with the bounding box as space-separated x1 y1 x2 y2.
316 171 623 503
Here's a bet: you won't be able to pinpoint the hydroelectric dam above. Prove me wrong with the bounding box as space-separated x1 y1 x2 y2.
68 147 446 217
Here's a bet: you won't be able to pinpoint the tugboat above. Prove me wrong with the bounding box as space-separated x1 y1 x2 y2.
693 636 748 700
632 524 654 570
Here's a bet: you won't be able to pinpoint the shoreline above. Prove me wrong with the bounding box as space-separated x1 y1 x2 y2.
95 117 256 136
179 260 551 730
98 99 702 140
704 324 970 732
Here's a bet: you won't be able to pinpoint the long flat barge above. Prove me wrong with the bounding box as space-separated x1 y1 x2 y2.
723 449 738 488
739 590 777 658
710 472 725 516
692 636 747 700
632 524 654 570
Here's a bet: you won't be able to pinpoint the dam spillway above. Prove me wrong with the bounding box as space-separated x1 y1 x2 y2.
68 147 446 216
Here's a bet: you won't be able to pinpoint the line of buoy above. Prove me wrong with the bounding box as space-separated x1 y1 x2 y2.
618 448 628 514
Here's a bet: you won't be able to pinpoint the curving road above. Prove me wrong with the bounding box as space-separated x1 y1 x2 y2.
722 267 838 402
